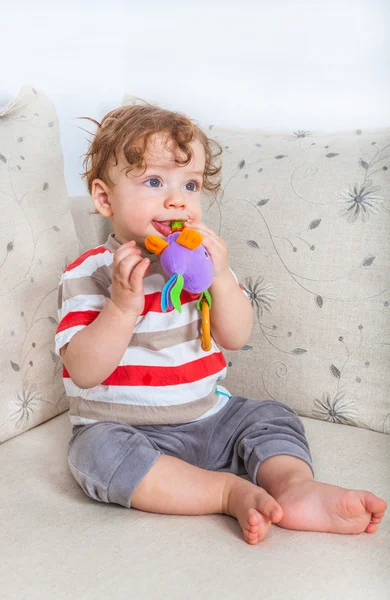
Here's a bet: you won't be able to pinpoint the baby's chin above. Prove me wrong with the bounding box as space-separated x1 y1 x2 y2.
113 232 146 248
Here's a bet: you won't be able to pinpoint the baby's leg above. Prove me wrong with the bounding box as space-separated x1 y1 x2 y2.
131 454 231 514
131 454 283 543
67 420 282 544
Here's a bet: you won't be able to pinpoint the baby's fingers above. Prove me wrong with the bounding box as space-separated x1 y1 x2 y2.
117 251 143 280
129 257 150 290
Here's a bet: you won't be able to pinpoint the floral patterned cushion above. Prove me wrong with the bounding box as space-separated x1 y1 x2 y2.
202 125 390 435
122 94 389 434
0 86 80 443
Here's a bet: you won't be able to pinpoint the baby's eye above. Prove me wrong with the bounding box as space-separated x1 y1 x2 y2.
144 178 200 191
145 178 161 188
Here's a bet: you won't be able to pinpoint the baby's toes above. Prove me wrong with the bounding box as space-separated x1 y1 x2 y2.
370 510 386 525
244 508 271 544
364 522 378 534
363 492 387 516
245 528 262 544
370 517 383 525
364 506 387 533
247 508 261 527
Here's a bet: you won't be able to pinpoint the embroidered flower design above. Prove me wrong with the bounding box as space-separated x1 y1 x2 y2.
338 180 383 223
293 130 311 139
312 390 359 425
8 384 40 429
242 275 276 319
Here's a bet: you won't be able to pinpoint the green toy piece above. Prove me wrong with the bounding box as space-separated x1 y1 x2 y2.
170 274 184 312
171 220 185 231
197 289 212 310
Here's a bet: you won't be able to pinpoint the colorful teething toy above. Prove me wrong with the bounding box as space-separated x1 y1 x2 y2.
145 220 214 351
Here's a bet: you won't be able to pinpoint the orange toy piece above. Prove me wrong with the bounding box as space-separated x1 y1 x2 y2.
144 235 168 255
200 297 212 351
176 228 203 251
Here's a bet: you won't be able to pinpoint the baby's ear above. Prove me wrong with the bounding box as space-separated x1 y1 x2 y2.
91 179 113 217
145 235 169 255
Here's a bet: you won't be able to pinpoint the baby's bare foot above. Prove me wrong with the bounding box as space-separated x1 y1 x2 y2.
225 476 283 545
275 478 387 535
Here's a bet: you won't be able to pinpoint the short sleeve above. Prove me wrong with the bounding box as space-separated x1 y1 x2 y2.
54 270 109 359
229 267 250 299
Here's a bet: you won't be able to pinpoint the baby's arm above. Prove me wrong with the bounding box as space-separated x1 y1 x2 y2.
60 240 149 389
61 299 138 389
209 269 252 350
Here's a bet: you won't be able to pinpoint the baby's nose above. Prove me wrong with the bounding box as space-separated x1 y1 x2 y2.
164 189 186 209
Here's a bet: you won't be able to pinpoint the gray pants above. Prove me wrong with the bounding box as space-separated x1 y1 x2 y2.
67 396 314 508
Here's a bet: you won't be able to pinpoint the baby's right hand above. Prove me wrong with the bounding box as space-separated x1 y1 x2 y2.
110 241 150 318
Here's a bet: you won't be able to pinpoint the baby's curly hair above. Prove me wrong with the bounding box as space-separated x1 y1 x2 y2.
79 100 223 215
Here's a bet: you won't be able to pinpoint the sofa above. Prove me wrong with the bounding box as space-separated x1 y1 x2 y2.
1 86 389 599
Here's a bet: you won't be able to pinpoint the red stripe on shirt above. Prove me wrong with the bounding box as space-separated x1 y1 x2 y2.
64 246 109 273
63 351 227 386
56 289 203 335
144 289 200 313
56 310 100 334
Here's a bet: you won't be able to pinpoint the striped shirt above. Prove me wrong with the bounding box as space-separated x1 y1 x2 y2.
55 233 247 427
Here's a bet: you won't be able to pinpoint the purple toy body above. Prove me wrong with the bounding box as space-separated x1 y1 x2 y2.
160 231 214 293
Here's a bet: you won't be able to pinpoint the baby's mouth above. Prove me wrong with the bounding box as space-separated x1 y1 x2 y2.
151 220 172 237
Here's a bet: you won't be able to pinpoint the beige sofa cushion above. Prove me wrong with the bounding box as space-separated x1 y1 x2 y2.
202 124 390 436
0 411 389 598
0 86 80 443
122 94 389 434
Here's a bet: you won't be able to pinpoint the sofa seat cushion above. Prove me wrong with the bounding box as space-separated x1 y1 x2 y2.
0 412 388 598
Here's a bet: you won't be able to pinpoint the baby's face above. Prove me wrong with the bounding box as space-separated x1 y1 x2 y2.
95 132 205 248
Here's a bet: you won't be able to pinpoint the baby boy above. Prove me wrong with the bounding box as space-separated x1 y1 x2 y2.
55 103 387 544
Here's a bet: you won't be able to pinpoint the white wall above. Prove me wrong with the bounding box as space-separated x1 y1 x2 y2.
1 0 389 197
1 0 125 197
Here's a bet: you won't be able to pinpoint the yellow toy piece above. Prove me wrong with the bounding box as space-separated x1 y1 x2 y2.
201 297 212 351
144 235 169 255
